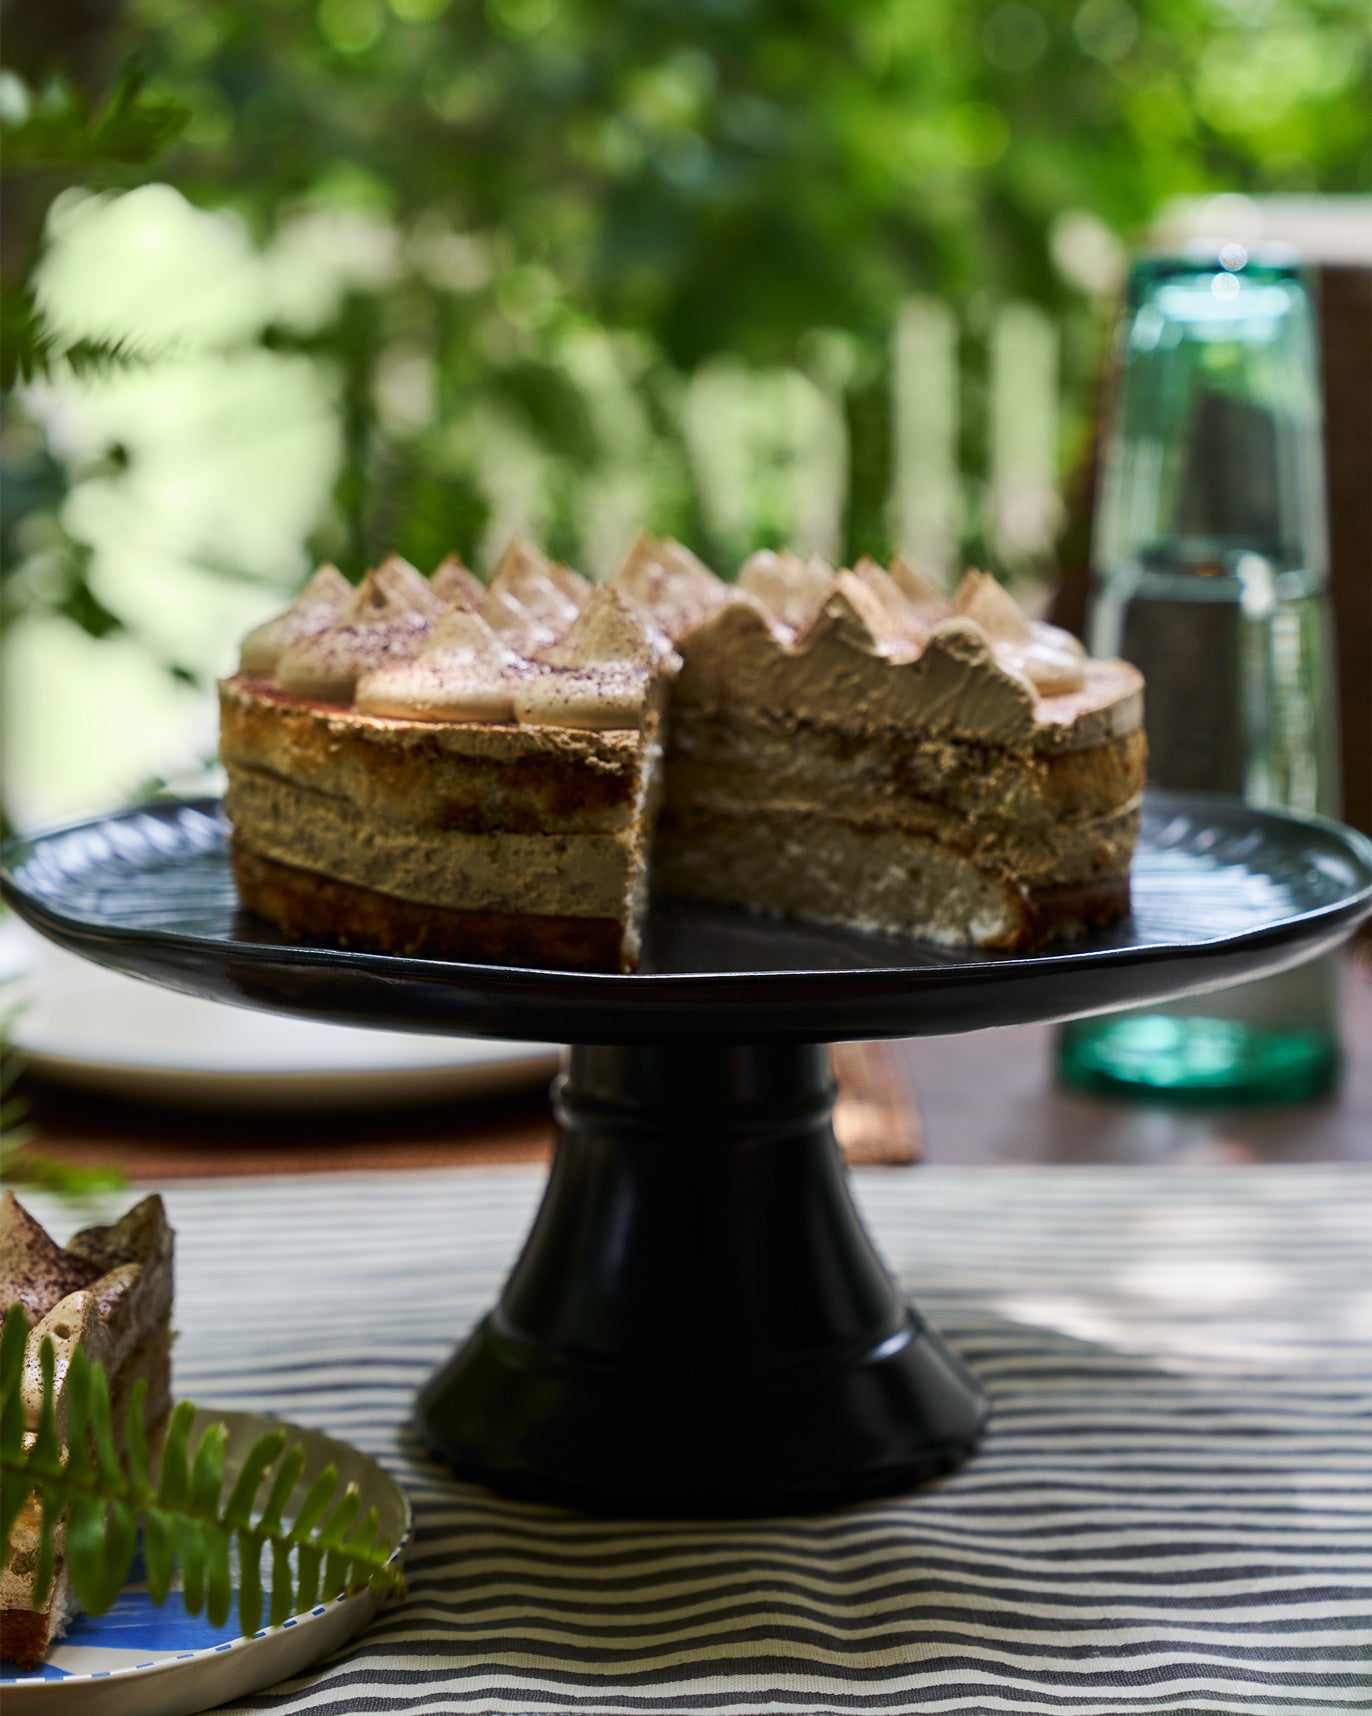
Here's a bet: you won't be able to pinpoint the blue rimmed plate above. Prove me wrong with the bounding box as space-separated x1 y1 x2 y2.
1 1410 411 1716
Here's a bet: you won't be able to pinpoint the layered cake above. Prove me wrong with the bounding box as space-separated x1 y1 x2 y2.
222 540 675 971
1 1193 175 1669
220 538 1144 971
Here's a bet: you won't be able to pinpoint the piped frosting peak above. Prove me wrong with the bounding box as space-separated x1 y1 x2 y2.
613 534 729 643
738 549 835 636
277 556 442 700
845 559 938 653
887 554 952 628
514 588 671 731
238 565 352 675
951 570 1086 695
482 536 589 653
357 555 447 622
356 607 529 722
234 536 1108 739
431 554 485 610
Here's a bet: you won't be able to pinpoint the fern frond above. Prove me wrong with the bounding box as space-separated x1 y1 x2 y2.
0 1304 406 1644
0 281 172 391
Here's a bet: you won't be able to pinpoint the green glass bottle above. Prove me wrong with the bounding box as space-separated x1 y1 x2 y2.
1059 249 1342 1102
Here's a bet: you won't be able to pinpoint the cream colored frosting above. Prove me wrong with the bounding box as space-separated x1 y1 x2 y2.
481 536 589 654
675 579 1043 742
951 570 1086 696
737 550 835 636
238 565 352 675
887 553 952 629
514 588 670 731
277 556 442 701
241 537 1116 741
846 559 937 652
431 554 485 610
356 607 529 722
612 534 729 643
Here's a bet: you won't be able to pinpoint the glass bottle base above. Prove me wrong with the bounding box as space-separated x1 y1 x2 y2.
1059 1014 1339 1104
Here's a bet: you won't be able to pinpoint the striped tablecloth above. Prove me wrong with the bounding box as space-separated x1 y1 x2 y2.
77 1165 1372 1713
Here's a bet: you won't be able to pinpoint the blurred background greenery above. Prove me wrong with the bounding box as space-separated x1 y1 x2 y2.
2 0 1369 827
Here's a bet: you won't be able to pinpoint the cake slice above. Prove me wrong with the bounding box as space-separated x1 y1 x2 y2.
1 1193 175 1670
222 557 675 973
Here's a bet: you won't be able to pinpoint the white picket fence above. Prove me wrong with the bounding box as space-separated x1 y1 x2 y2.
477 297 1066 586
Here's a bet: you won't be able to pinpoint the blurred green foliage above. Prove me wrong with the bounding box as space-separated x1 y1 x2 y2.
3 0 1370 584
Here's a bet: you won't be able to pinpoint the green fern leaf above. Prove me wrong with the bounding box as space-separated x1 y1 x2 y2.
269 1538 295 1629
189 1420 228 1513
66 1491 110 1615
31 1341 61 1472
61 1351 95 1489
177 1516 207 1615
0 1469 29 1557
206 1522 233 1628
102 1499 141 1615
0 1303 406 1648
319 1483 363 1550
33 1483 60 1609
238 1530 264 1638
142 1505 176 1604
0 1304 27 1433
157 1399 196 1510
223 1426 286 1527
124 1379 151 1493
292 1465 339 1540
342 1510 381 1596
296 1542 323 1612
257 1442 306 1537
89 1359 121 1487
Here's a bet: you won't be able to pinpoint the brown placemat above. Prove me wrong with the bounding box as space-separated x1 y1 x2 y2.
13 1040 920 1181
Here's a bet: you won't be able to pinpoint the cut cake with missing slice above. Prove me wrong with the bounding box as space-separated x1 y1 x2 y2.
219 538 1144 970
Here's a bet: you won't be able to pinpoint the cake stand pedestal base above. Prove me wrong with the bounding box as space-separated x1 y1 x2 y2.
415 1042 988 1516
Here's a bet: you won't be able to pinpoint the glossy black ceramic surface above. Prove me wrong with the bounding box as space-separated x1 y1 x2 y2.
417 1042 988 1514
2 792 1369 1044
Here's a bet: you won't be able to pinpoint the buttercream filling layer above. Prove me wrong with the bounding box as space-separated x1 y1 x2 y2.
659 784 1139 890
221 678 650 835
652 811 1031 947
665 709 1146 830
652 808 1132 947
225 769 644 919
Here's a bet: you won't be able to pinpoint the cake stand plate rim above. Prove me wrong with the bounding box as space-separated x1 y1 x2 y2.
2 790 1369 1045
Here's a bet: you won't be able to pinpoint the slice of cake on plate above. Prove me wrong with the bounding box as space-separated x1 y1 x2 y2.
220 539 1143 969
1 1192 175 1670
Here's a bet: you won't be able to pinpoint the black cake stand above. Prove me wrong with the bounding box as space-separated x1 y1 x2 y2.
4 791 1371 1516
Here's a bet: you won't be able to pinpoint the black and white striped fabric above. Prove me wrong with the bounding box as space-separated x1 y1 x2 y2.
88 1166 1372 1712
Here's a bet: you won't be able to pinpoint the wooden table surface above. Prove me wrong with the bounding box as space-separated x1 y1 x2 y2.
905 950 1371 1166
16 951 1370 1178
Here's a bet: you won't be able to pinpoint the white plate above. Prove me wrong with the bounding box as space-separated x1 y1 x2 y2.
0 1409 411 1715
0 920 558 1107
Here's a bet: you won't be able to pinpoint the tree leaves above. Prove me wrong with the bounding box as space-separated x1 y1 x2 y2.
0 1303 406 1643
1 65 190 173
